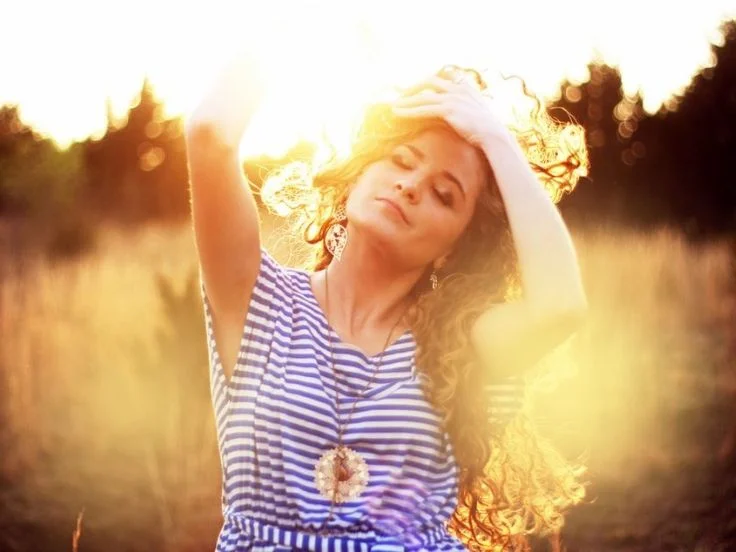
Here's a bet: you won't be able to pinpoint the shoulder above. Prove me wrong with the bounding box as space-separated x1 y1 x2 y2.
264 250 321 306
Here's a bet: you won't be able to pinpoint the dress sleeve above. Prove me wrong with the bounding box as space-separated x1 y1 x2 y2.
486 374 526 429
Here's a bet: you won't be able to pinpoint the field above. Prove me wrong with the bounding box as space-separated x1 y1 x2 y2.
0 217 734 551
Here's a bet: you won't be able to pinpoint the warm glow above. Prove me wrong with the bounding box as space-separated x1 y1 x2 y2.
2 0 735 154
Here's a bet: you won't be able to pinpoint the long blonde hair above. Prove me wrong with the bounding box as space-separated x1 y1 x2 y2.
259 66 589 550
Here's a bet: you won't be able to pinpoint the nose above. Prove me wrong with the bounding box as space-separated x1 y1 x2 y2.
395 178 420 201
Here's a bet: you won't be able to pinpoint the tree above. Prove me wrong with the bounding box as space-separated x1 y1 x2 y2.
0 105 87 217
84 78 190 223
552 20 736 238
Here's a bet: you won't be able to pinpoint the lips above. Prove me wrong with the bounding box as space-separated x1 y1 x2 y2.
376 197 409 224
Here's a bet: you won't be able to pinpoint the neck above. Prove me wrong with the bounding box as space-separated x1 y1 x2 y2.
321 234 424 337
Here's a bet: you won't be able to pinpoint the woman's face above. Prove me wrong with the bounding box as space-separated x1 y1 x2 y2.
346 126 489 268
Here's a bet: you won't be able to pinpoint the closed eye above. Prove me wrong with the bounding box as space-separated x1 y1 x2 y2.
434 188 453 207
392 148 454 207
391 153 411 169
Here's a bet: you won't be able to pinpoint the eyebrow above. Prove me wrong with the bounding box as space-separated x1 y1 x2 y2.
404 144 467 202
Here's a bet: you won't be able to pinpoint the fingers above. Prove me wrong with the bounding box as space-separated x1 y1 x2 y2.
392 81 454 119
398 75 456 97
391 103 446 119
393 90 444 108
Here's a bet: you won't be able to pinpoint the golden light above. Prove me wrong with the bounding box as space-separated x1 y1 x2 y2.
0 0 734 153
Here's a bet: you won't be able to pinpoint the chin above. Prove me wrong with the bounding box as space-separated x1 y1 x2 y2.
354 216 406 251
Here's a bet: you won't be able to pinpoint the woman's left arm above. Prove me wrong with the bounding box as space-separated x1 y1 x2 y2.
471 131 588 376
393 75 589 376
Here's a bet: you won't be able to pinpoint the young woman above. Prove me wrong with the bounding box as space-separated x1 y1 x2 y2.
187 48 589 551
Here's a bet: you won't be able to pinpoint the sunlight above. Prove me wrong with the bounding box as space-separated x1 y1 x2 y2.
0 0 734 151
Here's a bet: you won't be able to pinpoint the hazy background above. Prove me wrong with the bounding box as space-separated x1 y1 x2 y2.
1 2 735 551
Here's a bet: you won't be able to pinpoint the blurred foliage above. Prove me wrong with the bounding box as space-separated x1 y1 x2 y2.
0 125 85 214
1 21 736 249
84 78 190 223
553 19 736 239
0 106 96 257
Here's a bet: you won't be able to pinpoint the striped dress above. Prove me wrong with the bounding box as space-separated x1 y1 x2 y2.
200 246 524 551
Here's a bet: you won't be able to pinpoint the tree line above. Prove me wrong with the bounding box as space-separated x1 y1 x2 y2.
0 20 733 256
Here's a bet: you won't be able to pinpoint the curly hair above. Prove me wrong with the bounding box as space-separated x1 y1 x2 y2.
258 65 590 550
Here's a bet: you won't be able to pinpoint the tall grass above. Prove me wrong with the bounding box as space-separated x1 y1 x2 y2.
533 225 735 472
0 219 733 551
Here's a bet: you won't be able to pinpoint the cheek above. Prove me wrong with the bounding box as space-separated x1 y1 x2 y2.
345 173 383 220
349 167 380 198
361 160 403 187
416 211 465 246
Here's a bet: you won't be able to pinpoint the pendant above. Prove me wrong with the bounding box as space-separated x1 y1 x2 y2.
314 445 369 503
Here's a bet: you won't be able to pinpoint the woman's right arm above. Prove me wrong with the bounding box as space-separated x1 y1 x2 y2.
185 49 267 378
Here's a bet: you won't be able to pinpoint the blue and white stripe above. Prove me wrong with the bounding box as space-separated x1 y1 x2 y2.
200 247 524 551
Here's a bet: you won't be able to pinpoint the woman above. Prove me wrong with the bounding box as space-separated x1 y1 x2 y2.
186 49 589 551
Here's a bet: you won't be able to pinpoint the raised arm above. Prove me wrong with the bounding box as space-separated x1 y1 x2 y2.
185 47 267 379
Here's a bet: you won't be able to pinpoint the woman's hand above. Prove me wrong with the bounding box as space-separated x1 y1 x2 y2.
391 74 512 148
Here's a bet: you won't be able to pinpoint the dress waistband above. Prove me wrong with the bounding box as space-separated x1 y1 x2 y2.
226 512 448 551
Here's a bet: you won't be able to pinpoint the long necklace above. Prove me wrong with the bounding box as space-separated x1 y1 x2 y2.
314 266 408 533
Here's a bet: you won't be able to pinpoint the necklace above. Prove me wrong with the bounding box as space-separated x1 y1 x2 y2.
313 266 408 532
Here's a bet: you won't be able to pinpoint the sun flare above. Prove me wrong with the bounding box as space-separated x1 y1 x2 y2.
1 0 734 154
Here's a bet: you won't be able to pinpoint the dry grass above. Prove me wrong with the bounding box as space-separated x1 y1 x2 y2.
531 225 735 473
0 219 733 551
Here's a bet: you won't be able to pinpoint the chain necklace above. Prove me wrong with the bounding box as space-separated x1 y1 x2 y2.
313 266 409 534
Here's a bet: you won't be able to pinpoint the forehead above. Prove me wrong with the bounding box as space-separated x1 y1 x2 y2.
401 128 487 197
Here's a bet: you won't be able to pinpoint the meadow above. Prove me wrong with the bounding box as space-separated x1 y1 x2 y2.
0 215 734 551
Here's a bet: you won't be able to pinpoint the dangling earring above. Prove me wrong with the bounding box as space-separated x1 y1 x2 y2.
325 203 348 261
429 269 439 291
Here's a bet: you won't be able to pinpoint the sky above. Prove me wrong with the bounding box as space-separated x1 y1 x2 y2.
1 0 735 155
